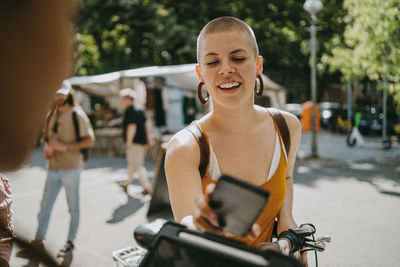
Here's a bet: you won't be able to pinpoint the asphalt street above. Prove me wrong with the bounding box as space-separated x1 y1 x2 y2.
5 131 400 267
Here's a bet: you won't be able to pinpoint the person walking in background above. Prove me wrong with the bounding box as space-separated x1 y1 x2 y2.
183 93 198 125
120 88 153 195
152 77 168 134
24 81 95 256
347 111 365 147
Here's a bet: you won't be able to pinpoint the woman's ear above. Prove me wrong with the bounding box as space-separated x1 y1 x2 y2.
195 65 204 83
256 56 263 76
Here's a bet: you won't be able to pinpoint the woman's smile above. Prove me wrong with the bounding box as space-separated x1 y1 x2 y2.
217 81 242 93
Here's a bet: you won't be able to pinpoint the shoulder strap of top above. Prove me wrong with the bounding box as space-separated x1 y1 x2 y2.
186 122 209 178
267 108 291 156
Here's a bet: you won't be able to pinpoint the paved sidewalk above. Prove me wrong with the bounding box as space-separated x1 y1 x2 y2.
7 150 154 267
298 131 400 161
295 131 400 267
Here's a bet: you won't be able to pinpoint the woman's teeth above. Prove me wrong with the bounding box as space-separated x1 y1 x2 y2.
218 82 241 89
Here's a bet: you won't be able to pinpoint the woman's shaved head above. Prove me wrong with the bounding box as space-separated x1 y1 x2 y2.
197 17 259 62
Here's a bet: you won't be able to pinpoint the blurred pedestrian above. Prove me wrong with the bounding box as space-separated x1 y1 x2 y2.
120 88 153 195
347 111 365 147
183 92 198 125
152 77 168 134
26 81 95 255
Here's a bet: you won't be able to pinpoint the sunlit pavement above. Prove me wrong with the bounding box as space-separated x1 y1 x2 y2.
295 131 400 267
7 150 153 267
5 131 400 266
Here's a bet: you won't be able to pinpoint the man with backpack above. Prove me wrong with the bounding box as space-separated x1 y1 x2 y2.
25 80 95 255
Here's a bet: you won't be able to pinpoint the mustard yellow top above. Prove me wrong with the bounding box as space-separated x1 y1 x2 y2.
196 120 287 247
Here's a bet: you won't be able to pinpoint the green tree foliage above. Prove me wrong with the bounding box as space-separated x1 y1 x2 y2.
322 0 400 113
75 0 345 90
75 33 102 76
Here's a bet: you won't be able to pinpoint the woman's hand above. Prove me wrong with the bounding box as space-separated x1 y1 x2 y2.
258 239 308 267
278 238 308 267
277 238 291 255
300 252 308 267
192 183 260 239
193 184 223 235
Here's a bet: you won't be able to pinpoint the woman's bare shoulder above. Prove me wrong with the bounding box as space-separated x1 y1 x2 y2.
280 111 301 132
166 128 200 162
279 111 302 150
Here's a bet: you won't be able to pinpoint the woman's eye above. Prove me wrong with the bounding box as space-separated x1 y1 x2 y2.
206 61 219 66
232 58 246 62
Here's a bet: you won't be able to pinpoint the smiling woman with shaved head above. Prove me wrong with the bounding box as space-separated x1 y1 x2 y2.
165 17 307 265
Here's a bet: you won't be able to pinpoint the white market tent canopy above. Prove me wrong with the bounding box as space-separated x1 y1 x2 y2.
70 63 286 108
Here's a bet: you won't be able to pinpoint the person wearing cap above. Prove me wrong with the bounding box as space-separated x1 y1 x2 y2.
120 88 153 195
23 81 95 256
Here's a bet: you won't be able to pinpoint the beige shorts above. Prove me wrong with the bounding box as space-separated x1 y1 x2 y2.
126 143 147 173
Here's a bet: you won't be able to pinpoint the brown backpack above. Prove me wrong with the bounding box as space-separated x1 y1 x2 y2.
72 111 90 161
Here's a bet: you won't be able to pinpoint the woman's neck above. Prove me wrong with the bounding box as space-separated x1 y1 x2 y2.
207 101 259 134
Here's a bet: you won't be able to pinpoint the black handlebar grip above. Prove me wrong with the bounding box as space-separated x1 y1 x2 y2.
133 219 167 249
278 230 304 255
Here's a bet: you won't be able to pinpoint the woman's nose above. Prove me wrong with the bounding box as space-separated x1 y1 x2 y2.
218 60 235 75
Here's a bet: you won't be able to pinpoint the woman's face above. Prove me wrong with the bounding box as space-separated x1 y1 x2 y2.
196 30 263 110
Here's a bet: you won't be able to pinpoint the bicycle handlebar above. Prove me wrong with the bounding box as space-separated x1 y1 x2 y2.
133 219 331 255
278 223 330 255
133 218 166 249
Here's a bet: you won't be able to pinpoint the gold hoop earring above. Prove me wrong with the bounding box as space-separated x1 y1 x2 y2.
197 82 209 104
255 75 264 98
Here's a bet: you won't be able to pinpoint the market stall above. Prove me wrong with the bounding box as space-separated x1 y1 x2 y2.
69 64 286 156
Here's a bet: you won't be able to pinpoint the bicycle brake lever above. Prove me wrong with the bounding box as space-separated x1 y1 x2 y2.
303 240 326 252
316 235 331 244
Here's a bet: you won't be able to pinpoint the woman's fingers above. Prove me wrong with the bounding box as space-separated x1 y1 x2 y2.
291 251 308 267
193 211 223 235
277 238 291 255
300 251 308 267
249 223 261 240
195 193 218 224
194 191 223 235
